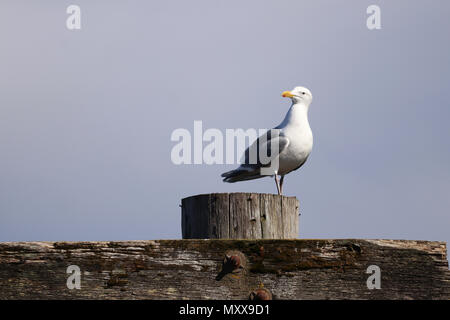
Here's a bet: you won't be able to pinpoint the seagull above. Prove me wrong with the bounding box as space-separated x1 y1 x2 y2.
221 86 313 195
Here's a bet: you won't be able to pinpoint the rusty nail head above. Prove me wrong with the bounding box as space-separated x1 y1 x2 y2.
249 288 272 300
224 255 241 269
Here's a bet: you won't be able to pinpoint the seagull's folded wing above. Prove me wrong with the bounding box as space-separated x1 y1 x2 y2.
221 130 289 182
240 129 290 168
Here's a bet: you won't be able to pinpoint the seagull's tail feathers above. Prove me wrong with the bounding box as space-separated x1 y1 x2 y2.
221 166 263 183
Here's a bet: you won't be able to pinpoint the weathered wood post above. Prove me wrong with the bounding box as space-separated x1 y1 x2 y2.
181 193 299 239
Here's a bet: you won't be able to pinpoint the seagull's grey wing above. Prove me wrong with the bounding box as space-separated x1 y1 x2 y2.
221 130 289 182
240 129 290 168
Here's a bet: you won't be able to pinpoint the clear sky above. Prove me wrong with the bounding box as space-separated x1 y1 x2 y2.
0 1 449 257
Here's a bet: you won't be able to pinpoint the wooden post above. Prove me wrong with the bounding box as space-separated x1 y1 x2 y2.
181 193 299 239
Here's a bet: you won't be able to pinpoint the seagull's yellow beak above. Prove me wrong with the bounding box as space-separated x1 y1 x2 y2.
282 91 294 98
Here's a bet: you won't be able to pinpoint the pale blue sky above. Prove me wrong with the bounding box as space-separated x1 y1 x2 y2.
0 1 449 258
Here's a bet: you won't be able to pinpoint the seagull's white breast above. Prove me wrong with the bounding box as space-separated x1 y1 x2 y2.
276 103 313 175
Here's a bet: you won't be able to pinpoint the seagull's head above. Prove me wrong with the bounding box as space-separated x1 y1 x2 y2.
282 86 313 105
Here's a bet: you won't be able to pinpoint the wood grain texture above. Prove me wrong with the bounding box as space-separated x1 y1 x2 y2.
0 239 448 300
181 193 299 239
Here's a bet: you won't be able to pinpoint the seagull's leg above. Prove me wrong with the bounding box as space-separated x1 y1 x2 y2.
280 175 285 195
274 175 281 195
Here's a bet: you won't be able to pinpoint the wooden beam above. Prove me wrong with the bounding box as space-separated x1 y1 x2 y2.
0 239 448 299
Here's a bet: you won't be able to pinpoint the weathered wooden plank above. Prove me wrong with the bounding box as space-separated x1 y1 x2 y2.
247 193 262 239
281 196 299 239
259 194 284 239
209 193 230 238
182 194 210 239
182 193 298 239
229 193 247 239
0 239 448 300
230 193 262 239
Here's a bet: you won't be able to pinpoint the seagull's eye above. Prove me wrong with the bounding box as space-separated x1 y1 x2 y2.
302 92 305 95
